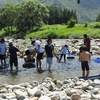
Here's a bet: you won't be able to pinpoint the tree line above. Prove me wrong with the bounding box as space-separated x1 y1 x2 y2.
0 0 78 37
0 0 100 38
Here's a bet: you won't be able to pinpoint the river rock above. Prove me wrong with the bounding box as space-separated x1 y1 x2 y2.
38 96 51 100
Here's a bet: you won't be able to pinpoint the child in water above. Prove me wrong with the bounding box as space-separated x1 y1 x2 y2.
59 45 69 62
7 42 21 72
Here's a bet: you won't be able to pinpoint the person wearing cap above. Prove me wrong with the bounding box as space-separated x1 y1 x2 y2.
7 42 21 72
0 38 7 68
31 40 44 71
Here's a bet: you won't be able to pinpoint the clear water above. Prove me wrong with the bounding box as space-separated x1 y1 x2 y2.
0 56 100 85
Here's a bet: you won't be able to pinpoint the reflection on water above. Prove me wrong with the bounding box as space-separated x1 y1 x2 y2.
0 56 100 85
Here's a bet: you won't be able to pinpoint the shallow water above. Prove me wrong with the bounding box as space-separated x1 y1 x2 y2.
0 56 100 85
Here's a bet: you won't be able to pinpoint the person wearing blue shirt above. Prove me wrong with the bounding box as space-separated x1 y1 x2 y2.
59 45 69 62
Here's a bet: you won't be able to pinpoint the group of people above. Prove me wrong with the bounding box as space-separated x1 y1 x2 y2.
0 38 21 72
0 34 91 79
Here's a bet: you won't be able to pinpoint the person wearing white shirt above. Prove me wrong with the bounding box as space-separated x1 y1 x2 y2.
31 40 44 71
0 38 6 68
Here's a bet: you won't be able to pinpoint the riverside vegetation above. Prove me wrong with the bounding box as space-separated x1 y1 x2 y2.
0 22 100 39
25 22 100 39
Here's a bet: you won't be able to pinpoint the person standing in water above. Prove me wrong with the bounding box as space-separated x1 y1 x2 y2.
0 38 7 68
44 38 55 72
31 40 44 71
83 34 91 52
7 42 21 72
79 45 91 79
59 45 69 63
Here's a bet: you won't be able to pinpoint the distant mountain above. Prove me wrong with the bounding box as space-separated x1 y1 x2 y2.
0 0 100 23
0 0 22 7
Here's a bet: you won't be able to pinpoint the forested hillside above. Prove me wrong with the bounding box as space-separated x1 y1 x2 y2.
0 0 100 22
0 0 22 7
39 0 100 23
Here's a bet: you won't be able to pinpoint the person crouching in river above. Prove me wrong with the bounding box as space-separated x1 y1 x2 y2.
79 45 91 80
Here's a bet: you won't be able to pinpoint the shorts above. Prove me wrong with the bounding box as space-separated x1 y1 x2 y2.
10 57 18 66
47 57 52 64
81 61 89 71
86 48 90 52
0 55 6 59
37 52 43 60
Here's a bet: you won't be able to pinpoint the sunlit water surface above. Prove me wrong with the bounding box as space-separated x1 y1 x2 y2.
0 56 100 85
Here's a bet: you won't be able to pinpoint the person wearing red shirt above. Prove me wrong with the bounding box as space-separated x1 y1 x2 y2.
83 34 91 52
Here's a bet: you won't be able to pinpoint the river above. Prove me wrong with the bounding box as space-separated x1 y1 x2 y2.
0 56 100 85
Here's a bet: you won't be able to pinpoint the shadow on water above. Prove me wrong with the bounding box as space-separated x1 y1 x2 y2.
0 56 100 85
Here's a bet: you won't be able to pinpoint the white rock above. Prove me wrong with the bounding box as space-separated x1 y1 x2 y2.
71 93 81 100
94 79 100 85
27 87 38 96
38 96 51 100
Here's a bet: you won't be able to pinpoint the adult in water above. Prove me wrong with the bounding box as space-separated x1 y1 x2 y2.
31 40 44 71
83 34 91 52
79 45 91 80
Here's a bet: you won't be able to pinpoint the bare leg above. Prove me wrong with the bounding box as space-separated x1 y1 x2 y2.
86 70 89 77
10 66 13 72
38 59 41 70
64 55 66 62
36 59 38 70
82 70 85 77
48 63 52 72
1 60 3 66
59 54 63 62
15 66 18 72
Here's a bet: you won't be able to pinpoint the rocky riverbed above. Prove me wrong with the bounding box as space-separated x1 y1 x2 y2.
4 37 100 56
0 77 100 100
0 38 100 100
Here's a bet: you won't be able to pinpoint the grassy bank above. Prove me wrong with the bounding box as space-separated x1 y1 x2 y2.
0 23 100 39
26 23 100 39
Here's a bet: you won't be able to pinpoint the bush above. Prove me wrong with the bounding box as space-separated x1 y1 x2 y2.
84 22 88 27
67 18 76 28
41 32 57 39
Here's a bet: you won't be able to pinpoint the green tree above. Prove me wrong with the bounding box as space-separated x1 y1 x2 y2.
15 0 49 34
0 3 17 35
96 13 100 22
47 6 78 25
67 17 76 28
62 8 69 23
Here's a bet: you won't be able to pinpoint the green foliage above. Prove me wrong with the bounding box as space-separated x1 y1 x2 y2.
96 13 100 22
0 3 17 34
47 6 78 24
22 40 28 44
67 18 76 28
39 0 100 23
0 0 100 23
26 23 100 39
0 0 49 37
89 22 100 28
15 0 49 34
84 22 88 27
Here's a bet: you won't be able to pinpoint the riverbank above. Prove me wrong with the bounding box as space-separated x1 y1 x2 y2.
0 38 100 100
4 38 100 56
0 77 100 100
